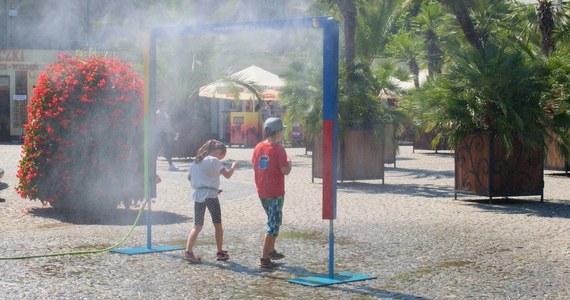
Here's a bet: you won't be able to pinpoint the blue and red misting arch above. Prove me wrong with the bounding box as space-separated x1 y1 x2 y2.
119 17 374 287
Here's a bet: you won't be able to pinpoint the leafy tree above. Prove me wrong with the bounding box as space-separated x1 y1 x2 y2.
404 0 570 160
275 0 412 166
280 60 323 143
507 0 570 160
538 0 556 56
356 0 417 63
437 0 486 53
386 32 423 88
413 1 447 77
407 42 551 153
336 0 358 66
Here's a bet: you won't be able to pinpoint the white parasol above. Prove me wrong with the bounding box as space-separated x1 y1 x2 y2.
199 65 284 101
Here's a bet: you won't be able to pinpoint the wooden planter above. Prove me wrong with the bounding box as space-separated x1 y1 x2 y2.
454 132 544 201
312 129 385 182
545 129 569 175
384 124 396 166
413 129 449 152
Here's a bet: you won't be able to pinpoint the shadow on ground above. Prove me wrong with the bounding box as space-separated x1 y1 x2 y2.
422 152 454 157
460 198 570 219
389 167 455 179
160 254 430 300
28 206 190 225
545 172 570 178
337 182 454 199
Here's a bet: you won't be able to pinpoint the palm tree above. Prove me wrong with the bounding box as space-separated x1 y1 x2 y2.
437 0 485 53
279 60 323 143
386 32 423 88
538 0 556 56
408 0 570 155
336 0 358 67
320 0 415 75
373 60 411 96
356 0 417 63
414 1 446 77
409 41 551 151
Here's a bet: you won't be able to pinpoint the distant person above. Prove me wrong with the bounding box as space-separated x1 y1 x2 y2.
155 100 178 171
0 167 5 202
262 102 274 121
252 117 292 268
184 139 238 263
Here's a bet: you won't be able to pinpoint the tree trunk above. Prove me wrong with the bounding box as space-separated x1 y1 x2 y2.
538 0 555 57
336 0 357 66
438 0 484 53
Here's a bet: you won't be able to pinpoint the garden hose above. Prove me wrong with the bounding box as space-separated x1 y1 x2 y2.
0 200 147 260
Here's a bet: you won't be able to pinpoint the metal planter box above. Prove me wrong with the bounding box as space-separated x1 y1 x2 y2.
455 132 544 201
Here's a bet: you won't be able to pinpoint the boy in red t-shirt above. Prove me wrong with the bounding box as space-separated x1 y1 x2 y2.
252 117 292 268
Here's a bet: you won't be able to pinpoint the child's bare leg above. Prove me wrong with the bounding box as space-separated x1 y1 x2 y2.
262 234 276 258
186 226 203 251
213 223 224 252
270 236 276 253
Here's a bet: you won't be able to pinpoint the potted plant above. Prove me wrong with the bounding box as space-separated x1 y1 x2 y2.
281 60 405 182
407 39 570 200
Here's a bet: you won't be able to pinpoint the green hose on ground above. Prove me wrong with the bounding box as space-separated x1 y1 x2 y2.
0 200 147 260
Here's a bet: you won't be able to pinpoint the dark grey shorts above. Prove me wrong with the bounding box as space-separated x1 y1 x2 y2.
194 197 222 226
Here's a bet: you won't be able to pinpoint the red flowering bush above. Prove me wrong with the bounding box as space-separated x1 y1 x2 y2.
17 54 144 214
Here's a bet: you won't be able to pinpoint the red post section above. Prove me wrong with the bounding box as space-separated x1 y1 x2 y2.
322 120 336 220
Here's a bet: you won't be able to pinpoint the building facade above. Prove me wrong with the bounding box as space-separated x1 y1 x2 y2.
0 0 93 141
0 49 70 141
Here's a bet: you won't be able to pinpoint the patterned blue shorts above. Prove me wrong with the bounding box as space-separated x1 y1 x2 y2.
261 196 284 237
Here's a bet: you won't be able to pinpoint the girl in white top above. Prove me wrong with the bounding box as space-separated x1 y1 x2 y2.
184 139 238 263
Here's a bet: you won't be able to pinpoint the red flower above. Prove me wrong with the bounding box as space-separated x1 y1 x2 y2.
17 54 145 211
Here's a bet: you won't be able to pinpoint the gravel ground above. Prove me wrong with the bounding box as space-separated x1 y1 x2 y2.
1 143 569 299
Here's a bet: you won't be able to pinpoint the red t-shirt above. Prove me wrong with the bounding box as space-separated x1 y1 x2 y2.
252 141 288 198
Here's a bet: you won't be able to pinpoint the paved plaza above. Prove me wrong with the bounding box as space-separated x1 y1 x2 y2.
1 143 569 299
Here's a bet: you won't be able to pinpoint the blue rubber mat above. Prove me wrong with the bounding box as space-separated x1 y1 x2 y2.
288 272 376 287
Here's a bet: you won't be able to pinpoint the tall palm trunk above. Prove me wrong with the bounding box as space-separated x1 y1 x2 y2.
336 0 357 67
538 0 555 57
424 29 444 77
438 0 485 53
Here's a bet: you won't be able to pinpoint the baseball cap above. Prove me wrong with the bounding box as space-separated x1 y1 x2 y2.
264 117 286 134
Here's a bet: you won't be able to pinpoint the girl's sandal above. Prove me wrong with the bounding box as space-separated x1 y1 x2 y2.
183 250 202 264
216 250 229 261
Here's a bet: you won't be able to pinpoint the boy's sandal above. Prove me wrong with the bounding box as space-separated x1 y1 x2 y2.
216 250 229 261
183 250 202 264
259 257 279 269
269 250 285 260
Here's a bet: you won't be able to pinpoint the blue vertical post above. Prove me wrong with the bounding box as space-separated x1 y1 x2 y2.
322 18 339 279
111 28 184 255
149 29 158 200
147 30 158 249
146 199 152 248
289 18 376 286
